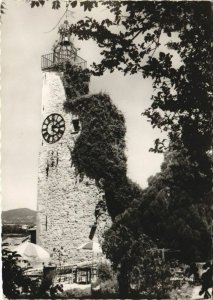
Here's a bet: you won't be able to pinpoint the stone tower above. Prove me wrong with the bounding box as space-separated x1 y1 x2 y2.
36 21 105 265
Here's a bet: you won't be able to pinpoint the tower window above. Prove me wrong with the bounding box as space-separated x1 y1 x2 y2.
72 119 80 133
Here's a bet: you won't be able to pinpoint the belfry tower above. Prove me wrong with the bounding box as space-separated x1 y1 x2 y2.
37 21 104 265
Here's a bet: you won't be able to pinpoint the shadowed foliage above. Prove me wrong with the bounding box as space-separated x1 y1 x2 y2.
62 63 133 217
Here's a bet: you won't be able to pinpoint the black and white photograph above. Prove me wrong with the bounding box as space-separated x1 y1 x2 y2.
1 1 212 299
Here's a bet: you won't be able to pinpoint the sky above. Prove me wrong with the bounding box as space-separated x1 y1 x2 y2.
2 0 166 211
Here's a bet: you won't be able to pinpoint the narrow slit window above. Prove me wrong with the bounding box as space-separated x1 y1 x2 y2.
72 119 80 133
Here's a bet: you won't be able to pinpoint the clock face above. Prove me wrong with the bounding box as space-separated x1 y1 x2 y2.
42 113 65 144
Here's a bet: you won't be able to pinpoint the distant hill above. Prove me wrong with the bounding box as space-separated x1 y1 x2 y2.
2 208 36 225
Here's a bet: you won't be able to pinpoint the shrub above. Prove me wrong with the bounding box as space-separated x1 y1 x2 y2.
169 282 193 299
92 276 119 298
97 261 113 282
100 277 119 297
2 247 63 299
62 286 92 298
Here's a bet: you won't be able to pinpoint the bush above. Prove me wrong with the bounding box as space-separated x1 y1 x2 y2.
91 262 118 298
2 247 64 299
62 286 92 298
100 277 119 297
97 262 113 282
92 276 119 298
169 282 193 299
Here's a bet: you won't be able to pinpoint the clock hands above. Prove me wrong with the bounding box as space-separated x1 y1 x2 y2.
52 123 64 133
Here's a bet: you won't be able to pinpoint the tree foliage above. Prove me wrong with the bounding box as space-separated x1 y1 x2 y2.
102 208 178 298
2 246 63 299
2 247 35 298
140 148 212 261
1 1 6 14
2 224 28 235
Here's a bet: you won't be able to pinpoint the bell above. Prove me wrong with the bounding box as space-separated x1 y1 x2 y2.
61 36 70 46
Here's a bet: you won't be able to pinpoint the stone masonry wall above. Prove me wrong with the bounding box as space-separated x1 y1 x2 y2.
37 71 108 265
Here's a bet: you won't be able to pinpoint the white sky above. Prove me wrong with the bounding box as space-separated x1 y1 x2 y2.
2 0 165 211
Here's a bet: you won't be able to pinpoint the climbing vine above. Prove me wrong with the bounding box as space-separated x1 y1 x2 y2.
52 61 90 98
61 62 138 218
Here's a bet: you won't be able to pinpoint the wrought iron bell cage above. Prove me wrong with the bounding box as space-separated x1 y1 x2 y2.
41 20 86 70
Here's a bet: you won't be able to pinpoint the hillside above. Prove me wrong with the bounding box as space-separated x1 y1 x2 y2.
2 208 36 225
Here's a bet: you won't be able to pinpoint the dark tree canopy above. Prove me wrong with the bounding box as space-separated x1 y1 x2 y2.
102 205 179 298
140 148 212 261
